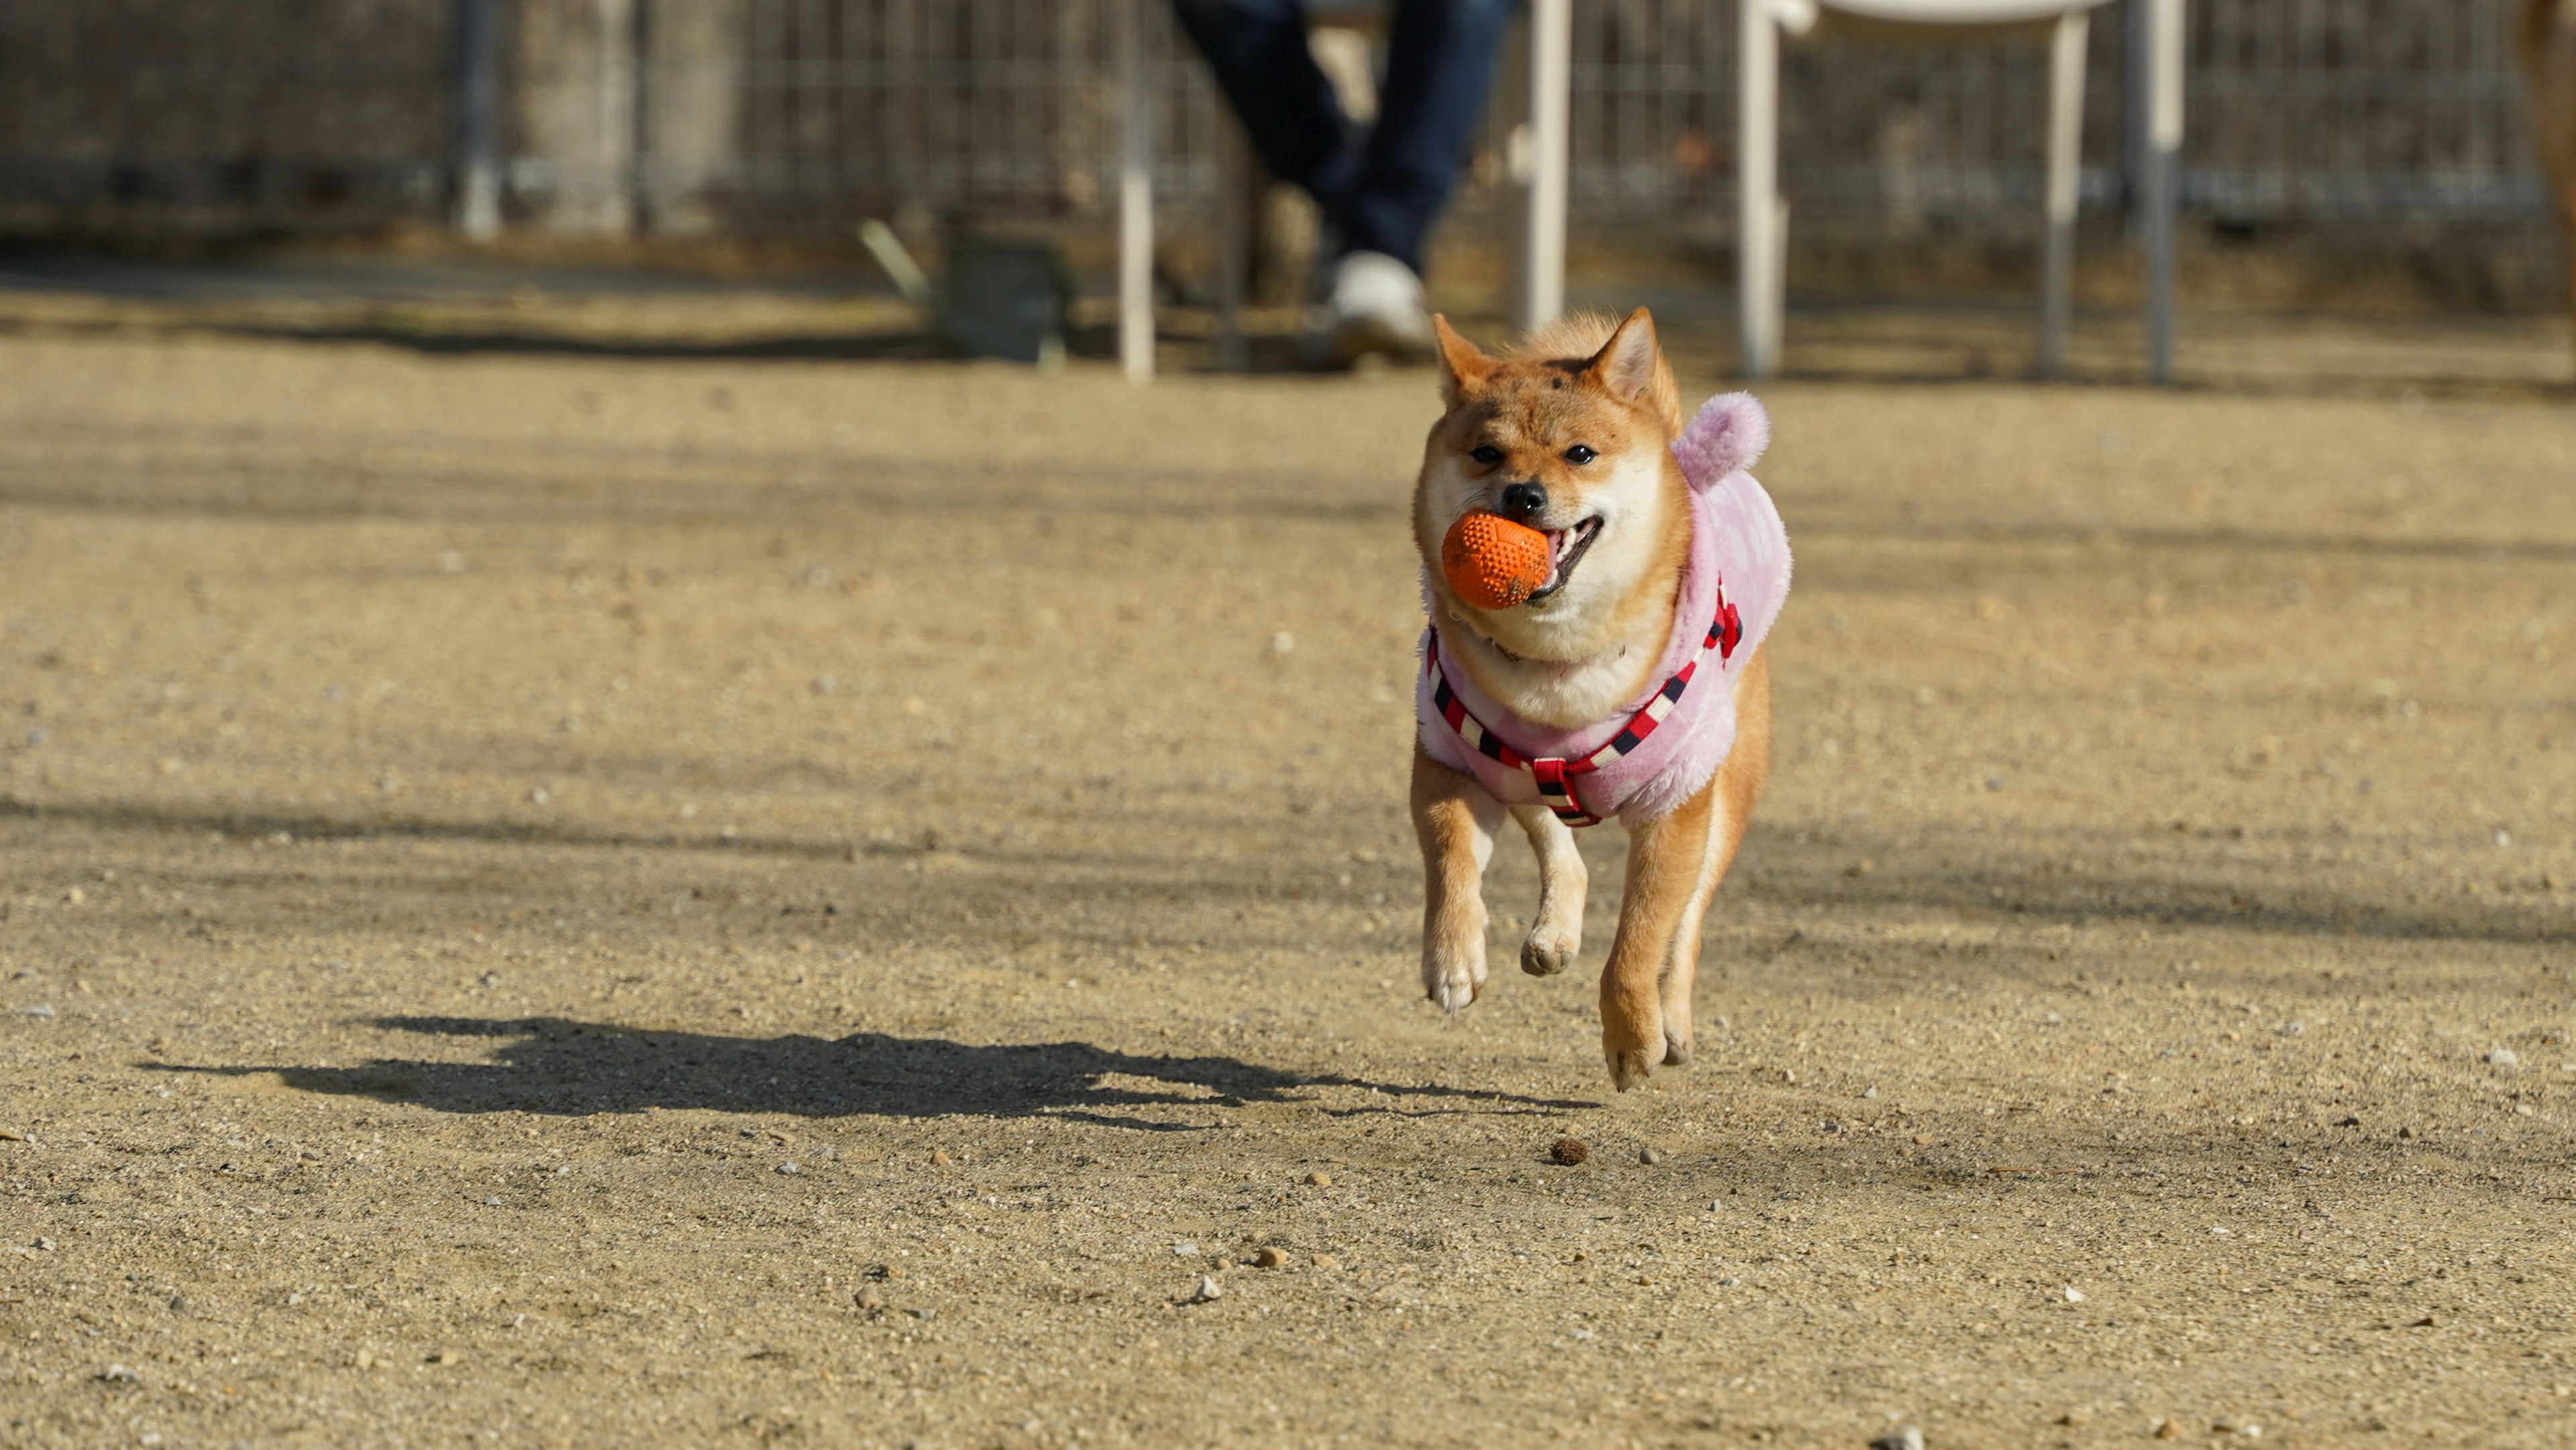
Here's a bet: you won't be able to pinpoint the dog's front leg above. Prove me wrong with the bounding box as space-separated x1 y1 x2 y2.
1599 781 1719 1090
1508 805 1587 976
1412 746 1503 1011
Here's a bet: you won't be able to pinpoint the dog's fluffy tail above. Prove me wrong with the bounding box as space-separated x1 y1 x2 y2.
1672 392 1770 489
1508 311 1684 435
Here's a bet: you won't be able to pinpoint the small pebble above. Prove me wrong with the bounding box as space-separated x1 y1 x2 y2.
1187 1274 1222 1304
855 1289 883 1311
1310 1253 1338 1271
1253 1247 1287 1269
1303 1170 1332 1187
1638 1146 1662 1166
1862 1084 1879 1098
2057 1410 2090 1427
2153 1420 2181 1440
2486 1048 2520 1069
775 1162 801 1174
2061 1286 2085 1303
1869 1427 1923 1450
100 1363 138 1383
429 1351 460 1366
1912 1133 1936 1146
2279 1021 2305 1037
1171 1241 1198 1258
33 1237 56 1251
1549 1136 1589 1166
931 1149 951 1166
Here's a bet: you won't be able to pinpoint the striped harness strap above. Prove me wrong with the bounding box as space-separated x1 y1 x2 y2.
1427 584 1742 828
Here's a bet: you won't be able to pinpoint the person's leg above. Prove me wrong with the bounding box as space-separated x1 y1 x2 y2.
1337 0 1515 276
1169 0 1362 216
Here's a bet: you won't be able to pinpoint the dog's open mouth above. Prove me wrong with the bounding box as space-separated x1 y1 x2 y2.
1525 518 1602 603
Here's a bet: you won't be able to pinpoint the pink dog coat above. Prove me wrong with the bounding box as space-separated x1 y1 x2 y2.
1416 392 1792 826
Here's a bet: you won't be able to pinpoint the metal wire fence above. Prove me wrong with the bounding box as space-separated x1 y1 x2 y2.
0 1 2554 245
0 0 455 235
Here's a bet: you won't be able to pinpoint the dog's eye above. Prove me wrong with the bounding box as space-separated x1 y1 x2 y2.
1468 445 1503 465
1563 444 1597 465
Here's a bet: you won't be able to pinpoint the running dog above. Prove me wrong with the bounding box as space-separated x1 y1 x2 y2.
1409 308 1792 1090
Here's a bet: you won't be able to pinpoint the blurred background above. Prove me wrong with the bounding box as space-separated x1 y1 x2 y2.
3 11 2575 1443
0 0 2567 382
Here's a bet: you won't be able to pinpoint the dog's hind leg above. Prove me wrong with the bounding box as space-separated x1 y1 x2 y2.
1508 805 1587 977
1413 746 1504 1011
1655 817 1729 1069
1659 650 1771 1066
1598 781 1717 1090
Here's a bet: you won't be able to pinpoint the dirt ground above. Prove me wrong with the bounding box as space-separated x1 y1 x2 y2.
1 278 2574 1450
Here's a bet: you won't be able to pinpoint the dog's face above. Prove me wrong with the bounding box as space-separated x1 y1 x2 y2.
1415 309 1689 661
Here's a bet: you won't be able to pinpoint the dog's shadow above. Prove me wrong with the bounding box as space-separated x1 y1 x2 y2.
152 1015 1588 1130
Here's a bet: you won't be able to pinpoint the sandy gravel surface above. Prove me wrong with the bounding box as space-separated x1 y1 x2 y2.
1 301 2574 1449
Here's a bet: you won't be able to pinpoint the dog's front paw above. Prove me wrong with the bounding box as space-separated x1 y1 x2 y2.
1519 930 1578 977
1420 941 1485 1013
1605 1044 1658 1091
1601 1011 1663 1091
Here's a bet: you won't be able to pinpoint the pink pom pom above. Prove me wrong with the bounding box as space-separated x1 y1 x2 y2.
1670 392 1769 492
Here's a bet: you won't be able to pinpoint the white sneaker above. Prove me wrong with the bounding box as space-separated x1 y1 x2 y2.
1322 250 1434 365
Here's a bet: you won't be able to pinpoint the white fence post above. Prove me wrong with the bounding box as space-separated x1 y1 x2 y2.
1738 0 1781 378
2040 7 2088 378
453 0 502 240
1513 0 1572 335
2146 0 2184 384
1118 0 1155 384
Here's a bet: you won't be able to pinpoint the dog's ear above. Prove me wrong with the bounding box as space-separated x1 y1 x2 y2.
1432 315 1492 406
1581 307 1662 404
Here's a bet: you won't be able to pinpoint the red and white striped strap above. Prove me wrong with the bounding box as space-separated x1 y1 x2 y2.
1426 584 1741 828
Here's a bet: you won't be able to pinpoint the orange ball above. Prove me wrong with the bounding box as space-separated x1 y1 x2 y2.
1440 510 1552 610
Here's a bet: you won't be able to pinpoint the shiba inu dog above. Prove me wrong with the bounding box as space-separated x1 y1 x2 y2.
1409 308 1792 1090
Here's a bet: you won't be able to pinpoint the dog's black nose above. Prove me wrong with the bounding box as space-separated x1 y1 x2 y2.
1498 482 1548 524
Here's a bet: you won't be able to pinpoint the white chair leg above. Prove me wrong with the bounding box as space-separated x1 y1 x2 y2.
1738 0 1781 378
1513 0 1572 334
1118 0 1155 384
2040 7 2088 380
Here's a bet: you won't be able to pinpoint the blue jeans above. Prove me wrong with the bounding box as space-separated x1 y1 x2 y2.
1171 0 1514 277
